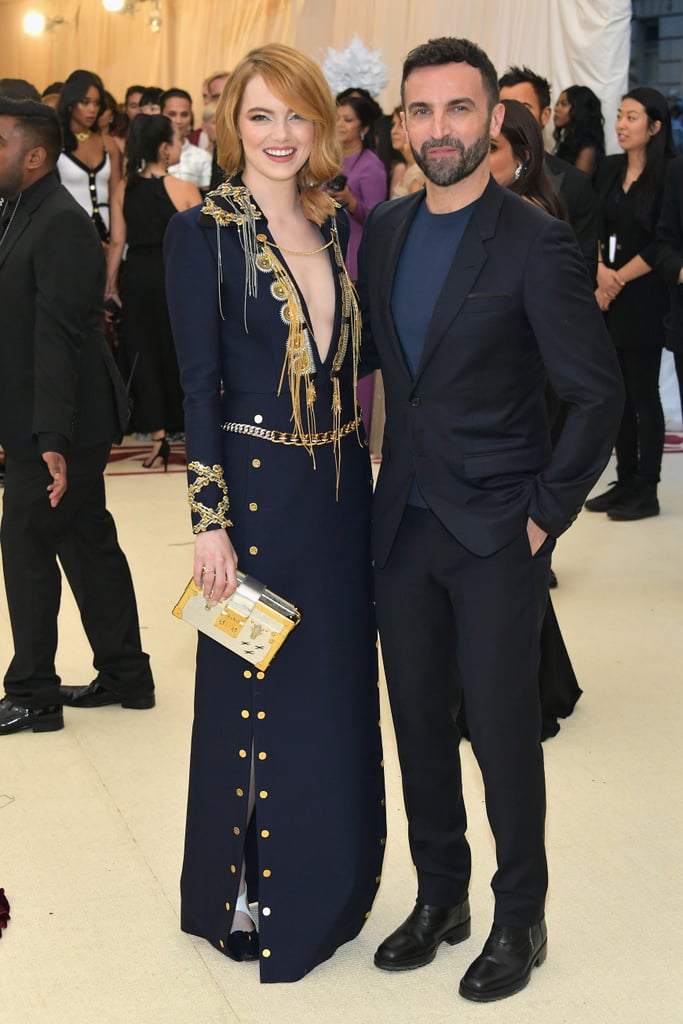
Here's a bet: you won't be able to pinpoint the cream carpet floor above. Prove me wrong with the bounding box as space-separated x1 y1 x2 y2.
1 452 681 1024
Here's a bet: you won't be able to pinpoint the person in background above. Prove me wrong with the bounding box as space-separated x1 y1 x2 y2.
106 114 200 469
389 105 425 198
200 102 217 157
164 42 385 983
138 87 163 115
0 98 155 734
56 69 121 243
656 154 683 419
484 97 581 740
161 87 211 191
499 65 598 281
586 87 675 520
125 85 145 121
0 79 41 101
41 82 64 108
331 93 387 438
99 89 125 157
553 85 605 179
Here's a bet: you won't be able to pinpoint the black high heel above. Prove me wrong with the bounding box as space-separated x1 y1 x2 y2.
142 436 169 471
225 890 259 963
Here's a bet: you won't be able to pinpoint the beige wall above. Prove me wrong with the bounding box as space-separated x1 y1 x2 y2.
0 0 630 140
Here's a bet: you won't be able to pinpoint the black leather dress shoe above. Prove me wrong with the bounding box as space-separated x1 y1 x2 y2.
0 696 63 735
58 680 155 710
459 918 547 1002
374 899 471 971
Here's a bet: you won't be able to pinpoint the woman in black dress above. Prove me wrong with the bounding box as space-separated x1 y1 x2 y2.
164 44 385 982
106 115 201 467
587 88 675 519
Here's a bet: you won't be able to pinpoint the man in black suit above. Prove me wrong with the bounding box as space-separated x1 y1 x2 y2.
357 39 623 1002
498 65 598 281
0 98 155 736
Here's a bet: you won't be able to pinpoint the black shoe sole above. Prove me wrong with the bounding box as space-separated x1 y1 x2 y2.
0 713 64 735
61 694 155 709
458 940 547 1002
374 917 471 971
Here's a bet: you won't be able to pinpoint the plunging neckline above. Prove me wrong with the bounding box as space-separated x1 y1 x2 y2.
264 231 340 370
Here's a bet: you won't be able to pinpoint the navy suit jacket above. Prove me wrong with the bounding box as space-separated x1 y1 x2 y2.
357 177 624 564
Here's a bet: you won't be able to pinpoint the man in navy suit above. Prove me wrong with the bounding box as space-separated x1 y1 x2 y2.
0 98 154 736
357 38 623 1002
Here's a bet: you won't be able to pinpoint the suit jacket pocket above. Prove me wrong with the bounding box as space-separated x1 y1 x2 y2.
463 292 515 314
463 443 542 478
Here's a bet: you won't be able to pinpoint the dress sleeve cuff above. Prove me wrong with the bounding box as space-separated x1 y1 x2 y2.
187 461 233 533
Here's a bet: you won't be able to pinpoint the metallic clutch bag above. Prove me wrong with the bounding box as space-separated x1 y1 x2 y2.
172 571 301 671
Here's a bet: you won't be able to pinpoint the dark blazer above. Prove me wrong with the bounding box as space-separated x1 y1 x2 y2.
545 152 598 280
655 154 683 351
357 178 623 565
0 172 128 459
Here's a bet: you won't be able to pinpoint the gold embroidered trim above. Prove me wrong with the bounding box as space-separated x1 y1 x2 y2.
187 461 233 534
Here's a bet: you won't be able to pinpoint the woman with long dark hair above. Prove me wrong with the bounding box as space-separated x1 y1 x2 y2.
553 85 605 179
491 98 567 218
56 70 121 242
105 115 201 467
587 87 675 519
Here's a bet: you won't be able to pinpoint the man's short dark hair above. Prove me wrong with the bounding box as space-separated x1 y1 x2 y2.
498 66 551 112
0 97 63 166
401 37 499 112
160 88 193 110
0 78 41 102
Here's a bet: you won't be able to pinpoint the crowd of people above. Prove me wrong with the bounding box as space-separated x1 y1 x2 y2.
0 32 682 1006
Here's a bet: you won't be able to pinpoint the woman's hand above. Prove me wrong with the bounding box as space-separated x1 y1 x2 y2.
594 286 611 312
329 182 356 216
194 529 239 605
596 263 624 302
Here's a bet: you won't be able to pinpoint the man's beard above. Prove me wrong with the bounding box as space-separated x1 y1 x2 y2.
412 130 490 187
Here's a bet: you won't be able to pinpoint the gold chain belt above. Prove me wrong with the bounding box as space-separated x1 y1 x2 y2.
221 416 361 446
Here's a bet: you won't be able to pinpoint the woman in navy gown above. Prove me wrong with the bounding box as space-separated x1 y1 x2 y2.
164 44 385 983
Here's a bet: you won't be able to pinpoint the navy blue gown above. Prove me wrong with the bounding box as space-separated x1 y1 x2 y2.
164 181 386 983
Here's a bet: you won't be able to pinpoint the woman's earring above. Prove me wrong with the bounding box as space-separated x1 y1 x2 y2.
514 163 524 181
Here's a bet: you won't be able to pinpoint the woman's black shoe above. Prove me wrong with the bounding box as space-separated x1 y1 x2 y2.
226 929 259 962
584 480 632 512
142 436 169 471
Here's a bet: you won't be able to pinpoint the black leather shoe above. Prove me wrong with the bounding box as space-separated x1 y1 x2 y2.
0 696 63 735
374 899 471 971
58 680 155 709
459 918 547 1002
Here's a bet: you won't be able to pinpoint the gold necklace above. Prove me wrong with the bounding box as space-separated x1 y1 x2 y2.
261 234 333 257
75 130 92 142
